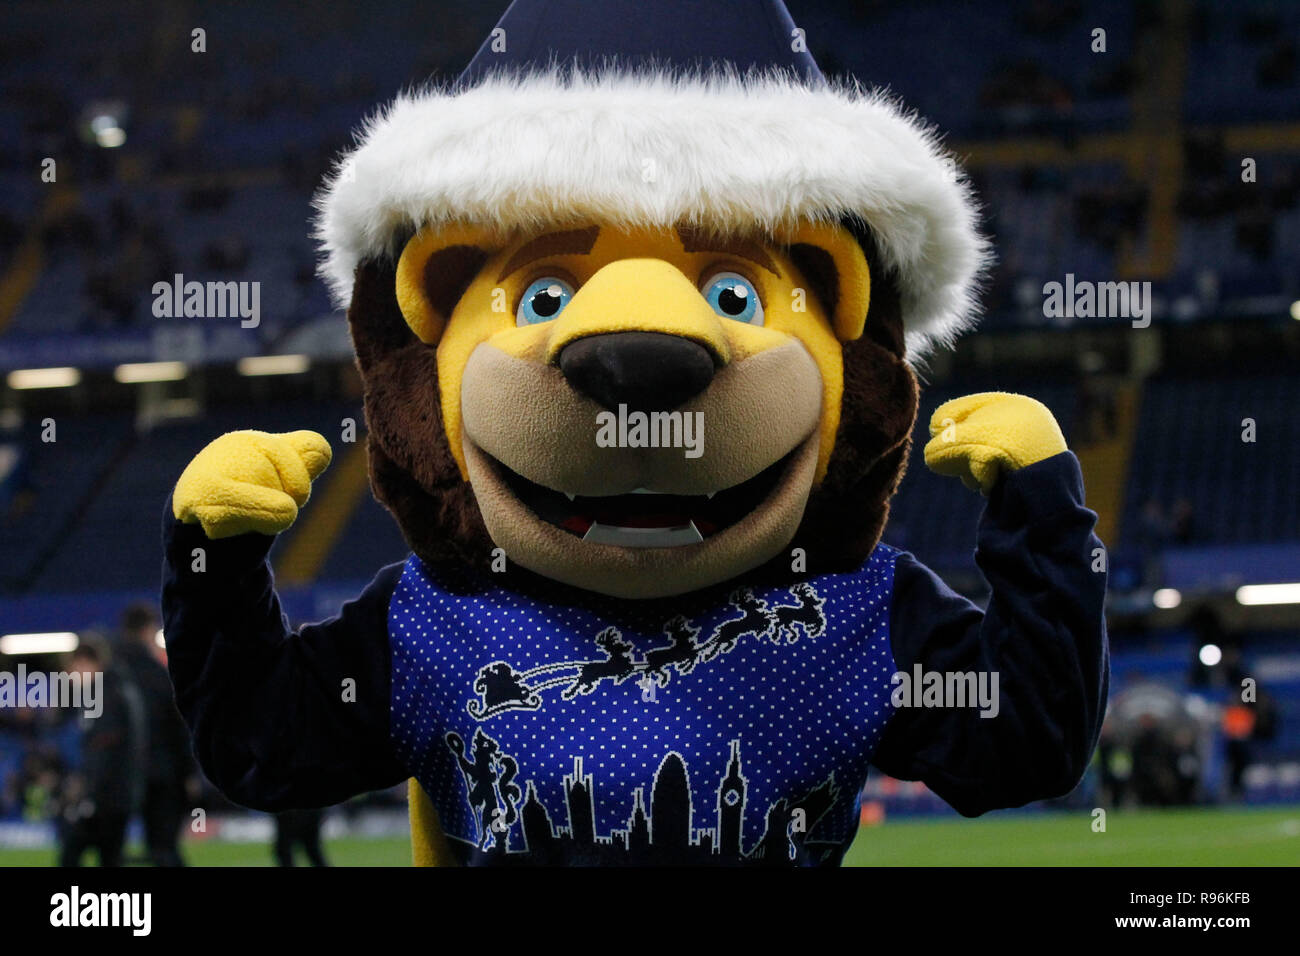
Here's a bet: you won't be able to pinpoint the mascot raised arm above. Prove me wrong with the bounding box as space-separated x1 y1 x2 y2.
162 0 1108 866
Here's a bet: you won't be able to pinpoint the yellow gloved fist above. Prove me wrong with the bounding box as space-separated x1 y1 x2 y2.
923 392 1067 495
173 430 332 539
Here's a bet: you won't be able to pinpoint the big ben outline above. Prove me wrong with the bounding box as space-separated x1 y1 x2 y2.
716 738 748 856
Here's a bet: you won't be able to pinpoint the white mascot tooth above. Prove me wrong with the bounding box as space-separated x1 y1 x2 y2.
582 521 704 548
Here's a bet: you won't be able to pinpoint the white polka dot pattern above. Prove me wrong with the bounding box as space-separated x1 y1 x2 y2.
388 545 901 865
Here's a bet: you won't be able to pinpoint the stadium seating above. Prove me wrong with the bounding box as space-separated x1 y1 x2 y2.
317 493 411 584
3 1 1295 347
22 400 362 594
1121 373 1300 547
1184 2 1300 126
0 414 133 592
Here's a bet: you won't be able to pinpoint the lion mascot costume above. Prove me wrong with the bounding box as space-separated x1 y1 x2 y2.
162 0 1108 866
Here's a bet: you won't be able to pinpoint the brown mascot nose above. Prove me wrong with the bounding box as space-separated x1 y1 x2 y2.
558 332 716 412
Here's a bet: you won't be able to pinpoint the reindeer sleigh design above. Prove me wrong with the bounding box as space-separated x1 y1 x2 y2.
465 583 828 720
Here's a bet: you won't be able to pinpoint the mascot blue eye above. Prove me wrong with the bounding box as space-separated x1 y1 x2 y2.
702 272 763 325
517 277 574 326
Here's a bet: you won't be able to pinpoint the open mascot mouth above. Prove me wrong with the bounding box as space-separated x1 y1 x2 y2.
455 337 829 562
484 447 801 549
459 427 822 596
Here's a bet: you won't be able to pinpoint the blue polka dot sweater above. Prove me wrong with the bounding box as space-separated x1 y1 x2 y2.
161 451 1109 866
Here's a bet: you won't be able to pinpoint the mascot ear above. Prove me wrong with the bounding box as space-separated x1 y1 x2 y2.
394 223 497 344
778 221 872 343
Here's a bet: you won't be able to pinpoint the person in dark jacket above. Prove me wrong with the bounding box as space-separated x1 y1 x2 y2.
59 638 142 867
113 602 196 866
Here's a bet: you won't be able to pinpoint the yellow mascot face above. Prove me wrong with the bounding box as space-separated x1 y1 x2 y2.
391 222 875 598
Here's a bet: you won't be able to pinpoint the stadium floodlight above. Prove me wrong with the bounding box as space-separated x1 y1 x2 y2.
113 361 188 383
0 632 79 655
89 109 126 148
1236 583 1300 606
236 354 310 376
1198 643 1223 667
1152 588 1181 609
1290 300 1300 321
6 367 81 389
95 125 126 148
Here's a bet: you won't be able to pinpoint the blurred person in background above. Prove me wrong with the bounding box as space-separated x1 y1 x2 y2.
10 751 64 822
0 707 65 823
1096 714 1132 808
1219 645 1279 800
1129 714 1181 807
1170 727 1202 805
113 602 197 866
0 702 42 818
273 808 330 867
58 637 142 867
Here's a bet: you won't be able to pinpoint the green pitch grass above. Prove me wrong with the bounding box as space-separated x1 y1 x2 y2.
842 805 1300 866
1 806 1296 866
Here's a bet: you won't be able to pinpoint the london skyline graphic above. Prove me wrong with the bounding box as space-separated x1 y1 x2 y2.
445 728 844 865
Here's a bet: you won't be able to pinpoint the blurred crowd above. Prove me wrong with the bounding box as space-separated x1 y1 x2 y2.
1096 608 1282 809
0 603 195 865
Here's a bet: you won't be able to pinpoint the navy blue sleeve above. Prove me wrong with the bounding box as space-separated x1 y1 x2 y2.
160 498 409 811
873 451 1110 816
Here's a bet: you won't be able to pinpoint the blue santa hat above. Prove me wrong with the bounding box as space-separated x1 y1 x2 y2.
457 0 822 82
316 0 989 358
